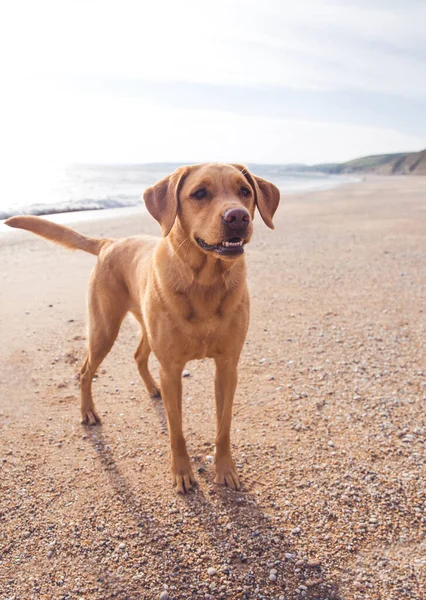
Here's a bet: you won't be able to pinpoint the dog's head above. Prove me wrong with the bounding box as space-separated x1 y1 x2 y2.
143 163 280 260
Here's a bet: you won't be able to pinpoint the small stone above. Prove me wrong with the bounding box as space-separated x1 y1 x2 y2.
285 553 295 560
354 582 366 591
119 543 126 550
307 559 321 567
207 567 217 576
270 568 278 576
306 579 322 587
159 592 169 600
47 550 53 558
269 574 277 582
182 369 190 377
328 440 335 447
291 527 301 535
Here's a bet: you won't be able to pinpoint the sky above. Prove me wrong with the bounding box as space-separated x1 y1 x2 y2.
1 0 426 166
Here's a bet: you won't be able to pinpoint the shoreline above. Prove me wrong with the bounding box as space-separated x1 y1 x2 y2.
0 173 359 228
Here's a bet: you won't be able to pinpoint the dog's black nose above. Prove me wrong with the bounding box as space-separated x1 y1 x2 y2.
222 208 250 229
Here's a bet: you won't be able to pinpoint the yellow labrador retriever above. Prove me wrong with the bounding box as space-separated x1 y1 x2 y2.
6 163 280 493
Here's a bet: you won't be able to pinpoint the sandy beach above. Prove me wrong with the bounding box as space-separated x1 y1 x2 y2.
0 176 425 600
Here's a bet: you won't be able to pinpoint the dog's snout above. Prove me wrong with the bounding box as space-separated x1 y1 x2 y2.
222 208 250 229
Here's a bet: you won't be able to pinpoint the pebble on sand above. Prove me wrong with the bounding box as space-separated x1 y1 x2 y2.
182 369 190 377
159 592 169 600
306 578 323 587
207 567 217 576
307 559 322 567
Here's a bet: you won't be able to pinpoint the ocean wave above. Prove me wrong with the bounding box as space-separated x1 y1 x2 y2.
0 197 142 220
0 164 358 221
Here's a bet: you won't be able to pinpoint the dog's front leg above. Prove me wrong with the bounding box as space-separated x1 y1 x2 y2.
213 356 241 490
160 365 196 494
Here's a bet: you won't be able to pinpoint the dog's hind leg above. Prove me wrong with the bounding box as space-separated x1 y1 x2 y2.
80 274 128 425
134 334 161 399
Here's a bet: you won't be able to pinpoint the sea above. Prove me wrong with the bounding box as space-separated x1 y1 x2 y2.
0 163 357 222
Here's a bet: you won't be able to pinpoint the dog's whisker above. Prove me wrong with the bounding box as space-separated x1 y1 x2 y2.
171 237 193 278
172 236 191 258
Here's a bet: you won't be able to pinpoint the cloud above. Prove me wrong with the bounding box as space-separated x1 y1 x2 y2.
2 90 422 165
1 0 424 165
2 0 426 95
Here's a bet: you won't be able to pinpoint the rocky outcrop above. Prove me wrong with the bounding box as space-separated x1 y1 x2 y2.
311 149 426 176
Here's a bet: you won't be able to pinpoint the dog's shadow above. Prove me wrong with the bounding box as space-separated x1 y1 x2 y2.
85 426 342 600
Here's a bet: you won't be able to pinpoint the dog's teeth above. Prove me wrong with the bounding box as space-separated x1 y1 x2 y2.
222 240 243 247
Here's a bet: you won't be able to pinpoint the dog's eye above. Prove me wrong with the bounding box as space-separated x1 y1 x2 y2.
192 188 207 200
240 187 251 197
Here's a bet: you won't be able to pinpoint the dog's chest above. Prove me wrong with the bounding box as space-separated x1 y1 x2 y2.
146 272 248 362
174 286 246 359
179 315 230 359
184 285 226 321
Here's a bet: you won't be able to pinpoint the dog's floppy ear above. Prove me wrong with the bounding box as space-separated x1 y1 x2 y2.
232 164 280 229
143 167 189 236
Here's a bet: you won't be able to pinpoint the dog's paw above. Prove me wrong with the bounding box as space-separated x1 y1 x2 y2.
81 408 101 426
171 459 196 494
214 460 241 491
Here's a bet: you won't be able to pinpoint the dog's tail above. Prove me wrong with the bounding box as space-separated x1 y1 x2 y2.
4 215 111 256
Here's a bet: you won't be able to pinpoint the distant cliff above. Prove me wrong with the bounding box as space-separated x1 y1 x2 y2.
310 149 426 176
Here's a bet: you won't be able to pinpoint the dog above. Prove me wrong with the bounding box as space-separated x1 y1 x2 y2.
5 163 280 493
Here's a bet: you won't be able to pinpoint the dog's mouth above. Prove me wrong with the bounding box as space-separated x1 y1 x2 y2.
195 236 247 257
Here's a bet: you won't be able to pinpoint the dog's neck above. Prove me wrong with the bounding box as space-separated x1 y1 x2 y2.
164 227 245 289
